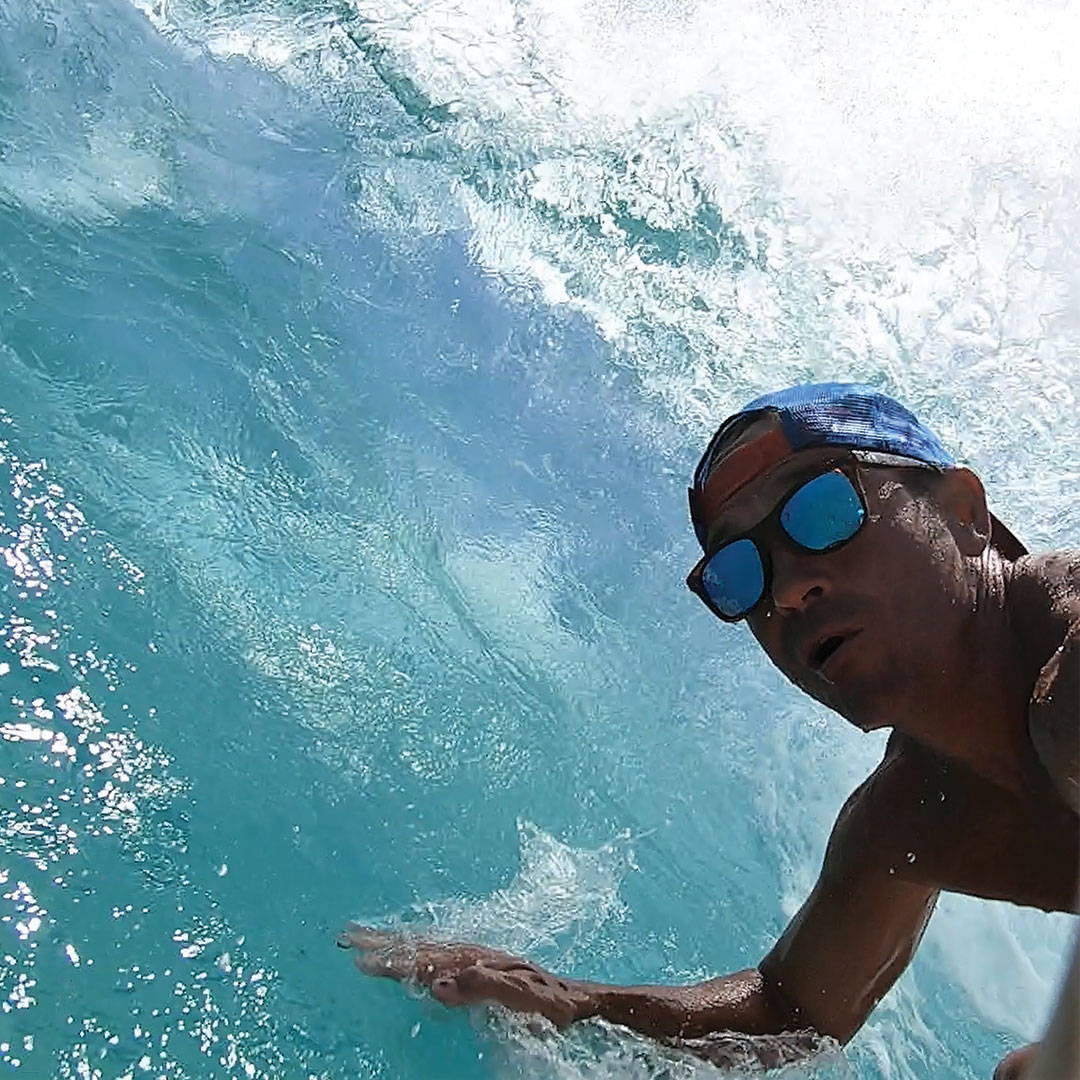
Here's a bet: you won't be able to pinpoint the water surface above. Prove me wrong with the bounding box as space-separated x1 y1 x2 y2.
1 1 1078 1076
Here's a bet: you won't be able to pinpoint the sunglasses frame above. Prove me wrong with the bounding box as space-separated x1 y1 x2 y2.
686 460 870 623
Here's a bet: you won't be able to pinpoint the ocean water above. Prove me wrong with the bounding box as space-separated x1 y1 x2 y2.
1 0 1079 1077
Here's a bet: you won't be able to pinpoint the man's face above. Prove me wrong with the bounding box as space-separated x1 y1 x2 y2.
695 421 976 731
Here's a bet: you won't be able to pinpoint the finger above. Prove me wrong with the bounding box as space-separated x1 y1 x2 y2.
431 965 506 1007
338 924 433 982
353 943 418 980
337 923 402 951
410 944 512 981
343 929 419 980
412 947 522 989
430 974 468 1006
412 949 463 986
348 938 469 985
472 957 538 974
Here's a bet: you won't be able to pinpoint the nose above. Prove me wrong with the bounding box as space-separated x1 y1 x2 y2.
768 545 830 614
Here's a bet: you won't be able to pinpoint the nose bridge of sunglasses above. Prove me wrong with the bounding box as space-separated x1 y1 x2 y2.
692 466 869 621
767 536 829 601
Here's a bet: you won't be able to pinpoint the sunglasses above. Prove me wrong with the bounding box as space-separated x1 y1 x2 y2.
686 466 867 621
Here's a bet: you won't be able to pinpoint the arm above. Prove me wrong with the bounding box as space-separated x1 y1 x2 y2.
577 770 938 1045
341 762 938 1049
756 774 939 1044
574 966 797 1039
996 620 1080 1079
1028 618 1079 813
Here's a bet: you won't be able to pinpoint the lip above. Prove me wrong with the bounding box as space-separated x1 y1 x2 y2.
805 627 862 677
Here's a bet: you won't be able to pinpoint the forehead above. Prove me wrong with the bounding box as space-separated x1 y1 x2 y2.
698 424 847 549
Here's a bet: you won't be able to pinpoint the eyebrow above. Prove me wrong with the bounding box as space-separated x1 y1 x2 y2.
701 459 843 553
703 488 781 553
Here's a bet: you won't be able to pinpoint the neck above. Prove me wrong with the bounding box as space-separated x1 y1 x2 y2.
898 552 1065 793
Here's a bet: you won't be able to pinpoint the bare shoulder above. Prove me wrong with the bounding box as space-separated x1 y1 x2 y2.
1006 551 1080 811
1015 550 1080 616
824 734 943 875
838 730 1077 909
1029 614 1080 812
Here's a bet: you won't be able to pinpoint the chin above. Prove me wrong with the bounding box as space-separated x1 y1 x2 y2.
850 713 890 733
829 689 891 731
790 672 890 731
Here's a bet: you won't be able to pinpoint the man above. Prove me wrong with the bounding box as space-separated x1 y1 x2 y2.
339 383 1079 1077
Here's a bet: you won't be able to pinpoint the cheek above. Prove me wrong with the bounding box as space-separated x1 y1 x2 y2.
747 611 808 684
858 524 968 632
746 611 781 660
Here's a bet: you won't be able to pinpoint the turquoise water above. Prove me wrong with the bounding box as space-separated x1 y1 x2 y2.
1 1 1079 1077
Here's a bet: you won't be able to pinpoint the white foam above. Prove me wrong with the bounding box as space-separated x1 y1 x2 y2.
399 820 630 956
235 0 1067 543
105 1 1080 1070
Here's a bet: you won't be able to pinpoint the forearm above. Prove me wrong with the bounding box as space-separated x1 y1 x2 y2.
572 967 802 1041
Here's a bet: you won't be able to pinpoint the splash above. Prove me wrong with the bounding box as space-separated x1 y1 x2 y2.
130 0 1080 545
376 821 630 957
1 1 1077 1077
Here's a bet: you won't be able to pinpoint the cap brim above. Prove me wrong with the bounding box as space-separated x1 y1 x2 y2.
989 513 1027 560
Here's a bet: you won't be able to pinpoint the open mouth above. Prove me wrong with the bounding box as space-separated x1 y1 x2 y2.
808 629 860 672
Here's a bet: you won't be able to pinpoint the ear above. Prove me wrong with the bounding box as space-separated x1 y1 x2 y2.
935 467 991 556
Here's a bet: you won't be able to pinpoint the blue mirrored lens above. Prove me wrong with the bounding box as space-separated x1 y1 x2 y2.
702 537 764 618
780 470 865 551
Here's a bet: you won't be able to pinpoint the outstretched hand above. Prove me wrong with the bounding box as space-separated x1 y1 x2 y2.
337 924 592 1028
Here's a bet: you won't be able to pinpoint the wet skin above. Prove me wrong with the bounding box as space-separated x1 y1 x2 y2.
340 422 1079 1073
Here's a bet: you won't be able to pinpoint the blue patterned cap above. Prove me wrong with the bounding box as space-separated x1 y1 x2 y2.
693 382 954 491
690 381 1026 558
